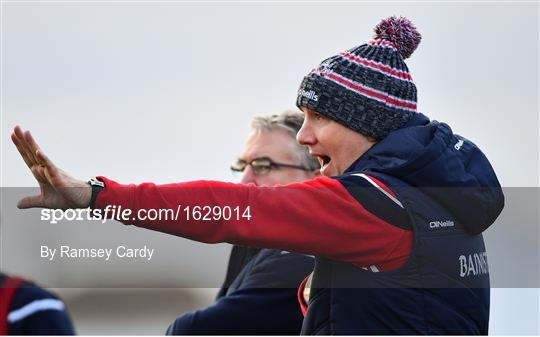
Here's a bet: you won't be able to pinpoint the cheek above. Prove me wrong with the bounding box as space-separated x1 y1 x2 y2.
319 128 338 150
322 136 338 158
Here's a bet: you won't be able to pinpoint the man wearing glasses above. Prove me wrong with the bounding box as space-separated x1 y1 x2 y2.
166 110 319 334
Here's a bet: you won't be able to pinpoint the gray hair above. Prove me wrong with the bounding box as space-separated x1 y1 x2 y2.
250 109 320 171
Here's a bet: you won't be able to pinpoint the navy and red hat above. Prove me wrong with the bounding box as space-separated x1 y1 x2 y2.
296 16 422 140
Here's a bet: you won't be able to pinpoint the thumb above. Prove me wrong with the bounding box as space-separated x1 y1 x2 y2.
17 195 44 209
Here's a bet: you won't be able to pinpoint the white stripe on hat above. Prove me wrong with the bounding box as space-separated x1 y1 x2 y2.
314 69 416 113
339 52 413 83
367 39 398 51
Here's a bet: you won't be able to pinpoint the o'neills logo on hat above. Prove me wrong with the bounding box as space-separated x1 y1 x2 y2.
298 89 319 102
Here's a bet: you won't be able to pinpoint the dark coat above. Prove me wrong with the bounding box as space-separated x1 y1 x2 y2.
301 113 504 335
166 248 313 335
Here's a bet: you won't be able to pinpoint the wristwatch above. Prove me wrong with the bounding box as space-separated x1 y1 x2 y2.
88 177 105 209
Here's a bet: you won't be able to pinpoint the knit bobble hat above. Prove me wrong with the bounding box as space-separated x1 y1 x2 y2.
296 16 421 140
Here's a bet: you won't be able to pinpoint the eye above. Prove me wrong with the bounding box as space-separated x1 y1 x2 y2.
313 112 324 121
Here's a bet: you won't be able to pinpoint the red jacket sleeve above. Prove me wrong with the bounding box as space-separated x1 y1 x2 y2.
95 176 411 271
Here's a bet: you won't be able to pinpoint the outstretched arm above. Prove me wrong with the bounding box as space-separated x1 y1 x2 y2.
95 175 411 270
12 126 411 269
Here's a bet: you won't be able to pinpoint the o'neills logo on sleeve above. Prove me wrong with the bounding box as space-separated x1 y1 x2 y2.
298 89 319 102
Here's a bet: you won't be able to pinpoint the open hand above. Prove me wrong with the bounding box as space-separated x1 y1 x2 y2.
11 126 91 209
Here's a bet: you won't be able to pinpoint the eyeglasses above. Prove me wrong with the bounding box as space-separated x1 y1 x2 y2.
231 157 311 176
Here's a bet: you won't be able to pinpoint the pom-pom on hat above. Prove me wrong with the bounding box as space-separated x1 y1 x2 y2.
296 16 421 140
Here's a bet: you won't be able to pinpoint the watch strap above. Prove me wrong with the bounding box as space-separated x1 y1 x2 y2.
88 177 105 209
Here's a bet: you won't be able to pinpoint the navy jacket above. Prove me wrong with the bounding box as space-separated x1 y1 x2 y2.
301 113 504 335
166 249 313 335
95 113 503 335
217 245 261 297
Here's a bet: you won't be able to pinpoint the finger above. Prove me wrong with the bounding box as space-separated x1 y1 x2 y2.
35 149 59 176
13 125 25 141
13 127 39 166
37 161 57 186
23 131 41 165
13 126 34 159
11 129 21 146
11 131 37 169
17 195 44 209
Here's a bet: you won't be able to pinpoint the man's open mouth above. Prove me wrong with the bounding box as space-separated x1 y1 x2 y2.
319 155 331 168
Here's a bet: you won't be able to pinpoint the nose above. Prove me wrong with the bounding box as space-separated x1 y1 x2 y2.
240 166 258 185
297 120 315 146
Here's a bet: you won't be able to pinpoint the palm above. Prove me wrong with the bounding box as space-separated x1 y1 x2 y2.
11 126 91 209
